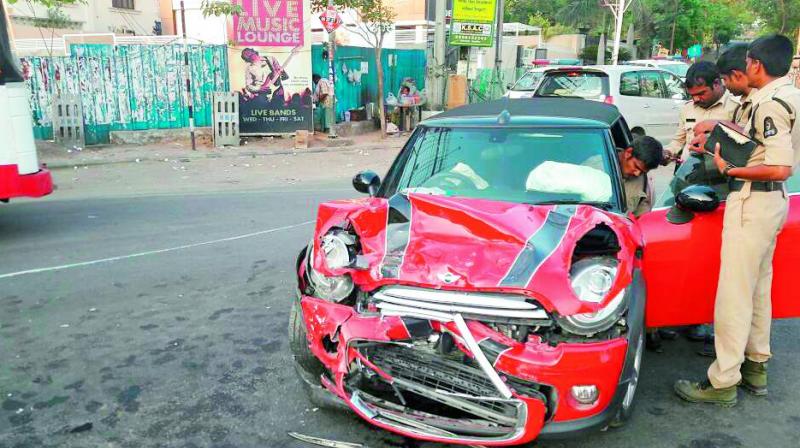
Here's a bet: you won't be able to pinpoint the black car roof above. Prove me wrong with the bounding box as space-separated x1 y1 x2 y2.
427 98 622 126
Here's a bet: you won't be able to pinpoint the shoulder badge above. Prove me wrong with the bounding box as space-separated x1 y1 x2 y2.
764 117 777 138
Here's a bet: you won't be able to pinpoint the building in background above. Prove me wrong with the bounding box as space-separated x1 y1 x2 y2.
7 0 163 39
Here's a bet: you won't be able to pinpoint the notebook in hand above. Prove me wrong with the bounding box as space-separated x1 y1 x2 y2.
703 123 757 167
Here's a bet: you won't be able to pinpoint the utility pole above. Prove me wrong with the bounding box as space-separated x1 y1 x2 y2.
327 0 338 138
492 0 504 98
431 0 446 110
179 1 196 150
602 0 632 65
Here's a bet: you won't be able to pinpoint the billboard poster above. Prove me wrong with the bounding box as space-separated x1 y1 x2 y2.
449 0 496 47
229 0 312 135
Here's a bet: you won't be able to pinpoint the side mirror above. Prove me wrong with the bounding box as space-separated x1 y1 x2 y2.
667 185 720 224
677 185 720 212
353 170 381 196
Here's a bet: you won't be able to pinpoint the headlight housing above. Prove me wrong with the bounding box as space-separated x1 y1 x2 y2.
305 231 356 302
559 257 627 336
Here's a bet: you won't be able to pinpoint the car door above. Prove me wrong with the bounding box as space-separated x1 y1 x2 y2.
638 70 673 141
659 71 688 139
637 168 800 328
616 70 660 138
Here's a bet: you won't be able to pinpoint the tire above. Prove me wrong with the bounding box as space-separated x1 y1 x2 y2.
288 297 348 410
609 321 644 427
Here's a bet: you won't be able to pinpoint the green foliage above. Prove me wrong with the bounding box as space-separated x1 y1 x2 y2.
580 44 632 64
745 0 800 34
508 0 762 58
200 0 243 18
527 12 576 39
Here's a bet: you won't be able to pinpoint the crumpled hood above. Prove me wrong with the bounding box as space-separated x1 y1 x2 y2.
312 193 640 315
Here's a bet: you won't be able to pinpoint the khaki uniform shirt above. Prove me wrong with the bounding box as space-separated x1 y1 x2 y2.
624 174 654 217
732 89 758 128
665 90 740 160
738 77 800 197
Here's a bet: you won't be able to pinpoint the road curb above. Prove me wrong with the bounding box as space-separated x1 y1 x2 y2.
43 141 406 170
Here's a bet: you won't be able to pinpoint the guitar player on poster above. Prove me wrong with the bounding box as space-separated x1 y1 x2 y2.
241 47 289 102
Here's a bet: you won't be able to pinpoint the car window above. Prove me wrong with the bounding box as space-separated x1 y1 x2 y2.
535 71 610 99
620 72 640 96
511 72 543 91
660 63 689 78
384 126 619 208
662 72 688 100
654 154 730 208
640 71 665 99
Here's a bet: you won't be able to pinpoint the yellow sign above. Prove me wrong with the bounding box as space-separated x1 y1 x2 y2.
452 0 496 23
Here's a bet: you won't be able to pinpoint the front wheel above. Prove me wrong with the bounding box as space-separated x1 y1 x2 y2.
288 297 348 410
610 322 644 427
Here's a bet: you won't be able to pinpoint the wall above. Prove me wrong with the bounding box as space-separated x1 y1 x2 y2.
311 44 426 121
22 43 228 144
8 0 162 37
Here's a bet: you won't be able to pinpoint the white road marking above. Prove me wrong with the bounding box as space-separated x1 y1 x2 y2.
0 220 314 280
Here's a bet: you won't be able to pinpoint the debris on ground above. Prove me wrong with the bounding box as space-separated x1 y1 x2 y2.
287 432 363 447
68 422 93 433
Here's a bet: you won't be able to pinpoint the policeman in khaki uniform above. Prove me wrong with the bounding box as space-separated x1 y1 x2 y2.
716 44 758 129
665 61 740 162
675 35 800 407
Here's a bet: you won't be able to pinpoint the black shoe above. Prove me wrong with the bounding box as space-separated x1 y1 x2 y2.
686 325 710 342
646 331 664 353
659 329 679 340
698 340 716 357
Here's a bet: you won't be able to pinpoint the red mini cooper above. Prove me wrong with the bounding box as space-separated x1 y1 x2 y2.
289 98 800 445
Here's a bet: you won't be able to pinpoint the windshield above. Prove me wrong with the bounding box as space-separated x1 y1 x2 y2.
382 126 619 209
660 63 689 77
1 1 24 84
535 72 610 99
511 72 543 91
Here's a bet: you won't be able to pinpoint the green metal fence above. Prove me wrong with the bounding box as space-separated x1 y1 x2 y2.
22 44 229 145
311 45 427 121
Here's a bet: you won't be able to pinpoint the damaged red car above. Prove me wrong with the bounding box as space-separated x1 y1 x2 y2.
289 98 800 445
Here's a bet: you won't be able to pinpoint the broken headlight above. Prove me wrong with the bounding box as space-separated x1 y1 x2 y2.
306 231 357 302
558 257 627 336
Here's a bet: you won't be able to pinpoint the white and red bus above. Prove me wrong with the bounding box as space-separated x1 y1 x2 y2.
0 1 52 203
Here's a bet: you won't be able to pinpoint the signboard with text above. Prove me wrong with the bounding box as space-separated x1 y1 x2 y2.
229 0 313 134
232 0 304 47
449 0 496 47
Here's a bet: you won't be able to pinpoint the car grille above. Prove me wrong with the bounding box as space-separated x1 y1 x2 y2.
372 286 552 326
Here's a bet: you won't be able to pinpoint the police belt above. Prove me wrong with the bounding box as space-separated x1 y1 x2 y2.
728 179 784 192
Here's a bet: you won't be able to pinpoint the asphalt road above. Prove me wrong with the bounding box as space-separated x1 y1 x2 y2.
2 183 800 448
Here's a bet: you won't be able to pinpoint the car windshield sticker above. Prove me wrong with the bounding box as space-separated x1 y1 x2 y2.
380 194 412 279
499 205 578 288
764 116 777 138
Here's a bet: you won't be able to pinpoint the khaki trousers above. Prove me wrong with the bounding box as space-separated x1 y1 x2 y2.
708 190 788 388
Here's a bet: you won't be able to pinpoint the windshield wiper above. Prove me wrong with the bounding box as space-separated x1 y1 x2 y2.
529 200 614 210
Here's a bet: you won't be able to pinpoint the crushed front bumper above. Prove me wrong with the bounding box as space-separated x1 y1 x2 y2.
298 295 631 446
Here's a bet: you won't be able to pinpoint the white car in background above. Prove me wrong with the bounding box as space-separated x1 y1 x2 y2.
628 59 690 81
505 66 568 99
533 65 689 143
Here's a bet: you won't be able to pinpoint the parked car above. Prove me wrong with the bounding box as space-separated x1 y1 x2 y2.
533 65 689 142
289 98 800 445
628 59 690 80
504 66 566 99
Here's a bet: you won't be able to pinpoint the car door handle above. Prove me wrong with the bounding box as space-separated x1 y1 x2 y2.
642 104 651 109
